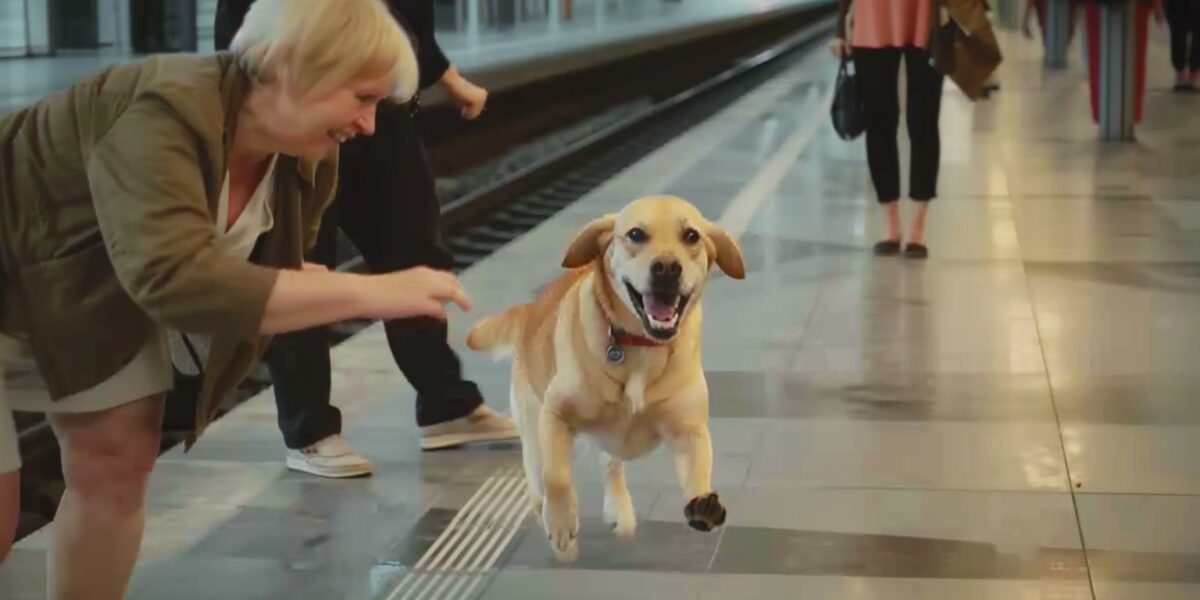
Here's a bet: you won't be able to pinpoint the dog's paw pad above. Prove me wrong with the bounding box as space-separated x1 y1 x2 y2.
684 492 727 532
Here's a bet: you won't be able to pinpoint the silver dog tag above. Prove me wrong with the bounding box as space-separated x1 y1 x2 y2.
605 344 625 365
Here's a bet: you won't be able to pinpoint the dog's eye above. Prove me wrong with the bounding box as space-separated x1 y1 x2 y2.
626 228 648 243
683 228 701 245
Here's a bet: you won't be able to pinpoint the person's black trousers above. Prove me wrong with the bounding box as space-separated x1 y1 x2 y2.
852 46 946 204
1165 0 1200 72
263 102 483 449
213 0 253 51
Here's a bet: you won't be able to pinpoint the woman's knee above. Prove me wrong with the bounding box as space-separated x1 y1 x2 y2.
907 123 941 150
864 98 900 134
51 396 163 513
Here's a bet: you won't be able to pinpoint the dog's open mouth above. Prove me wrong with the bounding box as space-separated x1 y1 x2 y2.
624 280 690 340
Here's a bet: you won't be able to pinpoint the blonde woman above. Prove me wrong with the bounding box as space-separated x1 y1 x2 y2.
0 1 471 598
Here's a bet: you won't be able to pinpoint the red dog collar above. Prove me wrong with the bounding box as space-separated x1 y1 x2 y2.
610 326 664 348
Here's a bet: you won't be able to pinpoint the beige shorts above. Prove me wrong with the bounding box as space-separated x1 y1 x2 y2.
0 332 173 473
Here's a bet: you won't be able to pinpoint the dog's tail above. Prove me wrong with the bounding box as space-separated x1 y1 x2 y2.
466 304 530 358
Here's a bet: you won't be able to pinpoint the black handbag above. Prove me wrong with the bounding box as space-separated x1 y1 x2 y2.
830 54 866 141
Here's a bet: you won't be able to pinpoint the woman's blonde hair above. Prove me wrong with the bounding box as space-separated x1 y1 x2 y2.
230 0 419 101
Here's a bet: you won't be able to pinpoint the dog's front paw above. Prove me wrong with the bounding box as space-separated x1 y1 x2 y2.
603 489 637 539
684 492 727 532
542 494 580 562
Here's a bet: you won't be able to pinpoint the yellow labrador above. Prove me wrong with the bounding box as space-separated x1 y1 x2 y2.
466 195 745 562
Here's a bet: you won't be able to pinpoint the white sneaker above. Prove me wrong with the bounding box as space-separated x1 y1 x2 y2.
421 405 520 451
285 434 374 478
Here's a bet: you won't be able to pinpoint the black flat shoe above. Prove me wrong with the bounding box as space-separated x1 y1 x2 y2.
903 242 928 259
873 240 901 256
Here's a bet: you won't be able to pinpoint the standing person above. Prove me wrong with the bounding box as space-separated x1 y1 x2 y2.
215 0 518 479
0 0 469 597
1164 0 1200 90
829 0 947 259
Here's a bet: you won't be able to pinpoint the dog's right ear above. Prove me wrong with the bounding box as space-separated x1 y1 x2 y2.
562 214 617 268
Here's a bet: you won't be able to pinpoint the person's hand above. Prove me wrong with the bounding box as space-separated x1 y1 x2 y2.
439 66 489 120
301 261 329 272
360 266 472 321
450 78 488 120
828 38 851 59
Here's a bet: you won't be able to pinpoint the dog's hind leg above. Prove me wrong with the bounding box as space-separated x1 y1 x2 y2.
600 452 637 539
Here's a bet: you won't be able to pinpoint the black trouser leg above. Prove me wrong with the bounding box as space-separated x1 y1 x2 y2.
263 196 342 449
1191 0 1200 71
903 47 945 202
1166 0 1190 71
336 103 483 428
852 47 903 204
212 0 255 51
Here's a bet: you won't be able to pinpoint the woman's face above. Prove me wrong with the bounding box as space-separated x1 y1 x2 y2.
268 72 394 161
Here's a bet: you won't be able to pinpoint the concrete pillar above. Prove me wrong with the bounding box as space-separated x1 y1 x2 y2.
1097 0 1136 140
1044 0 1072 69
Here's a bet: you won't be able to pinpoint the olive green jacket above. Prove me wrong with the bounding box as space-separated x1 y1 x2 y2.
0 52 338 446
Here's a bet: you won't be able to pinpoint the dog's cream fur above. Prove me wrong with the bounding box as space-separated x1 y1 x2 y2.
466 195 745 561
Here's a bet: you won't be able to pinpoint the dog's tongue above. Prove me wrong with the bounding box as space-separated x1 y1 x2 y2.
644 295 677 320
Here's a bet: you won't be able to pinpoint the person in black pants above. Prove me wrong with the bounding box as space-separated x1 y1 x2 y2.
830 0 945 259
217 0 517 478
1165 0 1200 90
851 47 944 257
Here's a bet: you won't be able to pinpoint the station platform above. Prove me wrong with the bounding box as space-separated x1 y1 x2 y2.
0 0 830 114
4 21 1200 600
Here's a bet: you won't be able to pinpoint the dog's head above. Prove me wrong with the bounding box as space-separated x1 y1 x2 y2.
561 195 745 341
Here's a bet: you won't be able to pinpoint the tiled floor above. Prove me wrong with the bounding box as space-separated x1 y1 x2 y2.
4 21 1200 600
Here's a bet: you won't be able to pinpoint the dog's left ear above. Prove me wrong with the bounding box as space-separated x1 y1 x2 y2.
562 214 617 268
705 223 745 280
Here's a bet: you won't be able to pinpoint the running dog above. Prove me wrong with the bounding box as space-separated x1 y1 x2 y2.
466 195 745 561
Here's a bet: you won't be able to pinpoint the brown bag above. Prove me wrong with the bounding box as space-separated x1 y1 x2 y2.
929 0 1003 100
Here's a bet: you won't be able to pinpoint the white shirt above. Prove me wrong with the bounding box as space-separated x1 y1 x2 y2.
169 155 278 376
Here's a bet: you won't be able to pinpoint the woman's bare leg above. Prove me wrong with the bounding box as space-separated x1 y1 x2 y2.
47 394 164 600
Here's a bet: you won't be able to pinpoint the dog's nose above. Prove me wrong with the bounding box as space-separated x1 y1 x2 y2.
651 258 682 280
